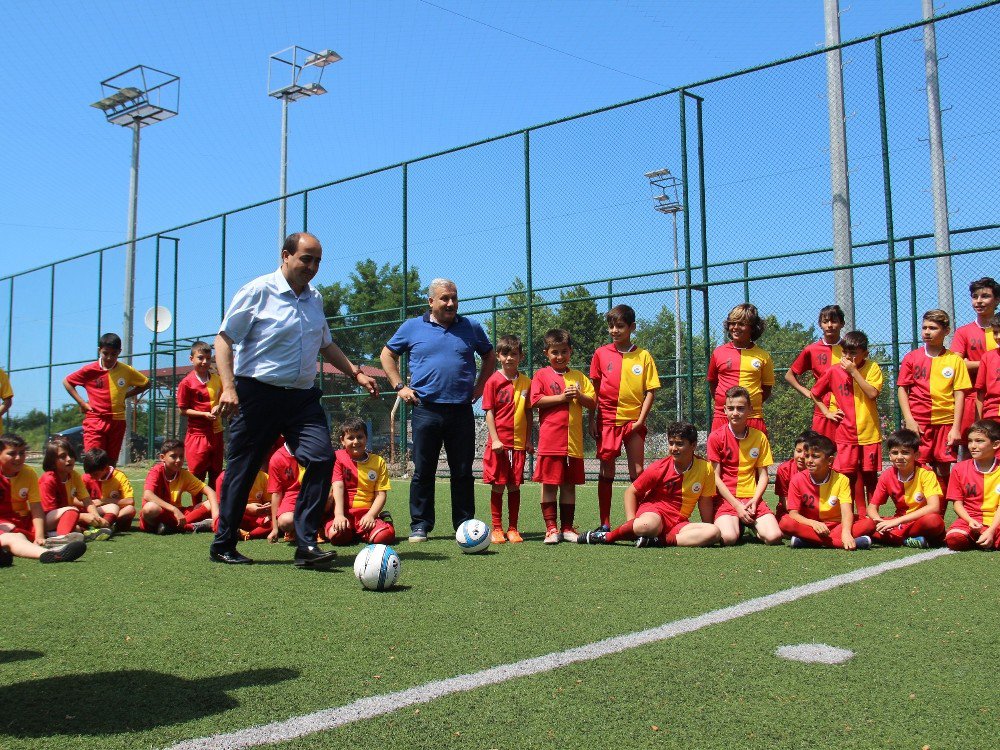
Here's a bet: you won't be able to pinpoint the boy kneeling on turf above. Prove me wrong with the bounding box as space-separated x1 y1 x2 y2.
140 439 218 534
944 419 1000 551
325 417 395 546
779 434 875 549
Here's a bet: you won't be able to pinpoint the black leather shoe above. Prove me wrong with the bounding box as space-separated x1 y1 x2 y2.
294 545 337 568
209 549 253 565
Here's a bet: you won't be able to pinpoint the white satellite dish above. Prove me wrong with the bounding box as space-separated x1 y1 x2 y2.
144 306 172 333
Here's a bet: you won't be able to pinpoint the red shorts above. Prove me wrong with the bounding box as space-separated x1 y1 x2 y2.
711 497 774 521
325 506 396 545
0 518 36 541
533 455 585 486
482 446 527 486
917 423 958 464
185 431 224 481
945 517 1000 548
833 443 882 474
241 509 272 532
82 415 127 461
277 492 298 516
811 409 838 441
596 421 647 461
711 415 768 434
635 500 689 545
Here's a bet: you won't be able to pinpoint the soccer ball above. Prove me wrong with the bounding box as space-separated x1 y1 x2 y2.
455 519 491 554
353 544 401 591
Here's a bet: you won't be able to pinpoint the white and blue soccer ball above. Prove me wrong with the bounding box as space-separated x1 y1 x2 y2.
353 544 401 591
456 519 491 554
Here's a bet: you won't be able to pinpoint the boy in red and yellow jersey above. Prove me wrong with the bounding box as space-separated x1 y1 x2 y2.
866 429 945 548
63 332 149 462
267 441 302 542
82 448 136 532
952 278 999 443
589 304 660 533
945 419 1000 551
779 434 875 549
707 304 774 433
213 466 271 540
326 417 395 546
898 309 972 488
579 422 719 547
530 329 596 544
176 341 224 500
0 366 13 432
811 330 883 516
774 431 817 521
39 436 113 542
785 304 845 441
974 314 1000 421
482 335 533 544
140 439 218 534
706 386 782 545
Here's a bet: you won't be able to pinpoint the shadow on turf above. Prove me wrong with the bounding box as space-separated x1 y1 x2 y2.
0 667 298 737
394 551 449 561
0 650 43 664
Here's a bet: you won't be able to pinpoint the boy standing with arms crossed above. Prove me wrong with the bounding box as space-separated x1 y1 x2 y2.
176 341 224 499
785 305 845 441
589 305 660 533
530 329 596 544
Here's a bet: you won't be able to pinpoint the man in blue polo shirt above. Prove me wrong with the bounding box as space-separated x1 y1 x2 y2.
381 278 496 541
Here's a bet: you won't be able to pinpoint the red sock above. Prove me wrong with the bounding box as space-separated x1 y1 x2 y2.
606 519 636 543
490 489 504 529
598 477 613 527
184 503 211 523
115 515 132 532
56 509 80 535
508 490 521 529
102 512 117 525
779 517 835 547
541 501 557 532
559 503 575 530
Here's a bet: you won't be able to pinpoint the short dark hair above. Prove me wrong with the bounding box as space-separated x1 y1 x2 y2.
794 429 820 447
803 433 836 457
922 309 951 330
725 304 766 341
666 422 698 444
969 277 1000 297
339 417 368 439
886 429 921 453
81 448 111 475
543 329 572 349
0 433 27 451
724 385 751 404
495 334 524 356
967 419 1000 444
159 438 184 455
606 304 636 327
841 330 869 351
190 340 211 356
818 304 846 324
98 333 122 351
43 437 77 472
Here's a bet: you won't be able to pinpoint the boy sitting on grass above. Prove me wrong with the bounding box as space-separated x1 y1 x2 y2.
325 417 395 546
82 448 136 532
140 439 218 534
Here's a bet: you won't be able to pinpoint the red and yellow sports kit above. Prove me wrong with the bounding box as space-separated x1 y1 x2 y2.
0 466 42 540
326 449 394 545
481 370 532 486
141 462 209 532
65 360 148 460
868 466 945 546
706 424 774 520
974 348 1000 420
951 322 997 438
780 470 875 547
0 367 13 432
898 347 972 464
773 458 805 520
790 340 842 440
945 458 1000 550
589 344 660 459
215 469 271 539
38 470 90 513
625 456 687 544
707 342 774 432
530 367 595 486
267 445 303 516
84 467 134 506
176 370 225 489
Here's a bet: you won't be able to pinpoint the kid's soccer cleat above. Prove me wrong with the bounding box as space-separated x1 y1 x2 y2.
490 528 507 544
789 536 807 548
43 532 85 548
0 547 13 567
39 540 87 563
506 528 524 543
635 536 661 548
904 536 928 549
594 524 611 534
83 527 113 543
853 535 873 550
543 528 562 544
560 527 580 543
577 530 608 545
188 519 214 534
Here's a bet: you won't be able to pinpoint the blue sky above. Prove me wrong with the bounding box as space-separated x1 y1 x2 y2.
2 0 997 416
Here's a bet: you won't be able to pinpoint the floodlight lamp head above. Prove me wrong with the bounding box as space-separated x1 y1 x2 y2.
644 168 671 179
304 49 342 68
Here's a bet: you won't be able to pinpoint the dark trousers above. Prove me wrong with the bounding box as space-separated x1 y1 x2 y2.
409 402 475 533
211 378 334 554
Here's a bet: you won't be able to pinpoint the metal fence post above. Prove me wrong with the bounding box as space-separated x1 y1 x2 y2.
908 238 919 347
399 163 409 465
46 265 55 439
220 215 227 322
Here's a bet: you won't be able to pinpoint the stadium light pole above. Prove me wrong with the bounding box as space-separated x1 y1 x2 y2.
268 46 341 242
645 168 684 422
91 66 179 466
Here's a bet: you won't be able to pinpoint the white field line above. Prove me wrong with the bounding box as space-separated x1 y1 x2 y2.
168 548 952 750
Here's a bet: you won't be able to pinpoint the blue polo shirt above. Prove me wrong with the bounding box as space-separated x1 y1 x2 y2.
386 313 493 404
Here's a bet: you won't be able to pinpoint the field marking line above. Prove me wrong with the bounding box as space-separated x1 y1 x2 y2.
168 547 952 750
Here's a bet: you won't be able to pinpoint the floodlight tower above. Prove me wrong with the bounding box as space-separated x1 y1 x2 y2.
268 46 341 241
91 65 179 465
645 168 684 421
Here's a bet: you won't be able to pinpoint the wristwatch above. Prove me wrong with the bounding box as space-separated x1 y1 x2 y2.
393 382 405 392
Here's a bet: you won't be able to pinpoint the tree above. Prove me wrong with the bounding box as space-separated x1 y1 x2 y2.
554 285 607 372
486 277 556 370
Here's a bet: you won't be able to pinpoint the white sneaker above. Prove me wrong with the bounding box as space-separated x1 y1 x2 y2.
543 529 563 544
560 528 579 543
44 532 85 548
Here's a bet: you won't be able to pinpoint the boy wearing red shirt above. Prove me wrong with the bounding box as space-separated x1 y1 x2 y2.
785 304 845 441
707 304 774 433
267 442 302 542
39 437 113 542
82 448 136 532
63 332 149 462
176 341 224 500
482 335 532 544
952 278 999 443
530 329 596 544
140 439 218 534
945 419 1000 551
974 314 1000 421
326 418 395 546
774 431 817 521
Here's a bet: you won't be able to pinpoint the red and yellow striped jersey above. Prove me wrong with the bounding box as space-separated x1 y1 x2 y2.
791 339 842 411
975 349 1000 420
870 465 941 516
812 360 883 446
39 469 90 513
786 469 852 523
707 342 775 420
706 424 773 499
481 370 532 450
0 367 12 432
84 467 134 503
589 344 660 425
333 449 391 510
65 361 148 421
143 463 206 507
679 457 715 520
951 322 997 362
946 458 1000 525
898 347 972 425
630 455 683 510
176 370 224 435
0 466 40 521
215 470 269 505
530 367 595 459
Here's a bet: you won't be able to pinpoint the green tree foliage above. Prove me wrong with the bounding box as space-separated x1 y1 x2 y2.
486 278 556 371
554 285 607 372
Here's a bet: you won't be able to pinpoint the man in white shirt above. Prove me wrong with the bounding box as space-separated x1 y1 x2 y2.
210 232 377 566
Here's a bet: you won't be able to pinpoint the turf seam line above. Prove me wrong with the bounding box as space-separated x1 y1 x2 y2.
166 548 952 750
